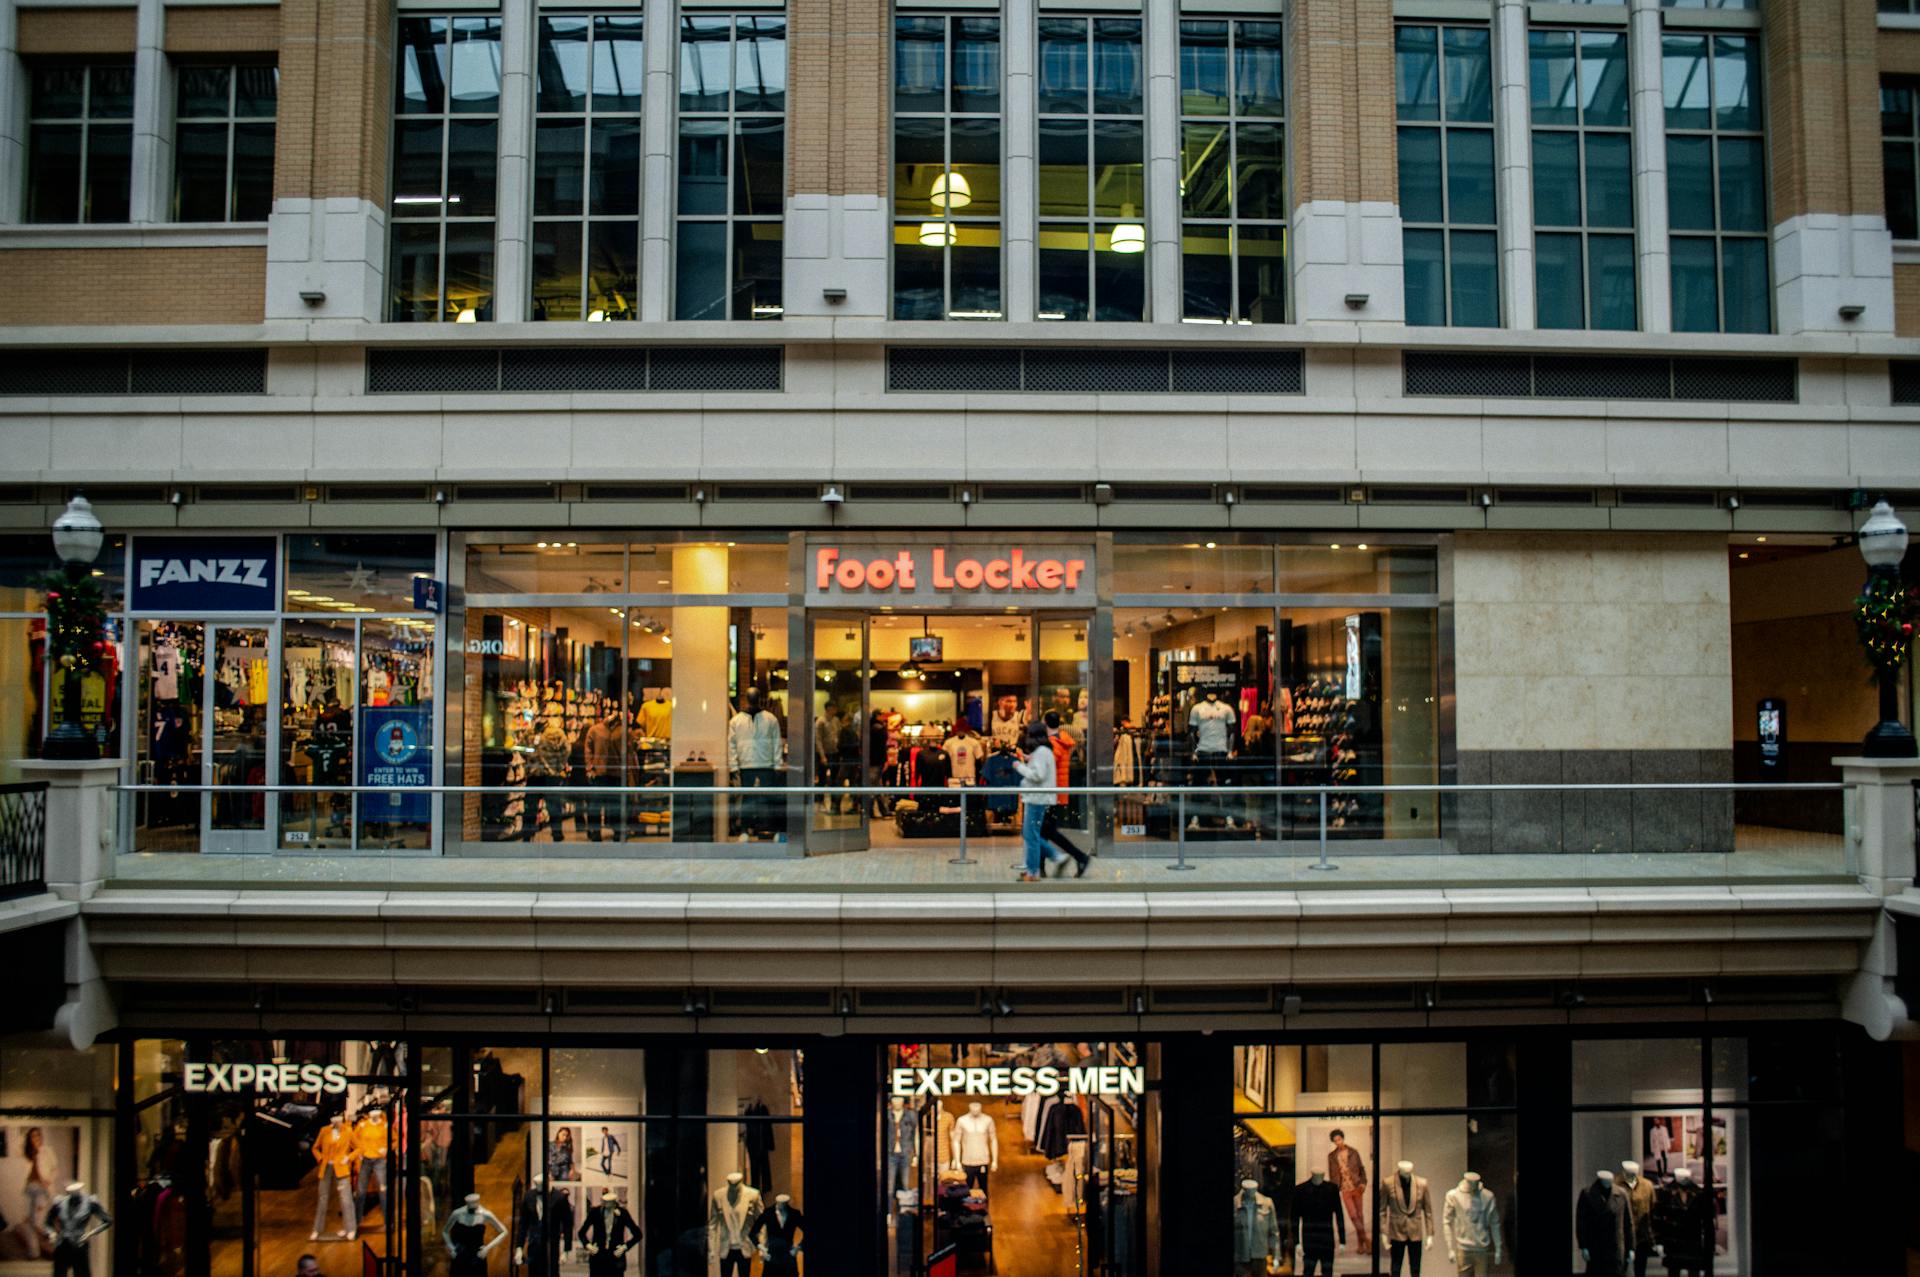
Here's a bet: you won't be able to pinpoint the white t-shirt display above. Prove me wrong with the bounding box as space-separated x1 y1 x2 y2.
943 734 981 782
1190 698 1236 753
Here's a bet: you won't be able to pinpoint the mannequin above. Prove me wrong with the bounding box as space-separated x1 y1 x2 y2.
885 1097 920 1200
578 1188 641 1277
1650 1167 1715 1277
950 1102 999 1195
310 1113 359 1241
1189 691 1237 797
353 1106 390 1228
727 686 782 839
44 1181 111 1277
1442 1172 1503 1277
1291 1169 1345 1277
708 1171 765 1277
443 1193 507 1277
1380 1160 1434 1277
515 1173 576 1276
1575 1169 1633 1277
1232 1177 1280 1277
1619 1160 1655 1277
749 1191 806 1277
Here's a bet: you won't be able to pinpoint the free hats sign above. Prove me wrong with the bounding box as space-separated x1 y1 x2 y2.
808 544 1094 606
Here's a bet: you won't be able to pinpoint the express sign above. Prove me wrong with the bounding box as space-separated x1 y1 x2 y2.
889 1065 1145 1099
809 545 1093 605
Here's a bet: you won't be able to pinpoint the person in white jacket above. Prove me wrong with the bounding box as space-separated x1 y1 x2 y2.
1013 722 1067 880
727 688 784 840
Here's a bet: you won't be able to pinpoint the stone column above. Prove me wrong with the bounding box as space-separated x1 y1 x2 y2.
492 0 537 323
16 758 122 902
783 0 890 317
128 0 168 223
0 0 25 226
1001 0 1037 323
1143 0 1179 323
1491 0 1533 328
1765 0 1894 335
1286 0 1403 323
1835 757 1920 1041
1627 0 1670 331
639 0 678 321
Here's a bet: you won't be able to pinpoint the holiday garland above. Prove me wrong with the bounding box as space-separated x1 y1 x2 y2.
1854 570 1919 673
35 569 110 673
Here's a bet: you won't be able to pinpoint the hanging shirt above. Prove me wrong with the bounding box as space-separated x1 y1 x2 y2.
153 643 180 700
942 734 981 782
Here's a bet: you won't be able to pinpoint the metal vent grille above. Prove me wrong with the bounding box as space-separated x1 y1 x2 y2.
1170 348 1304 394
1372 486 1471 505
0 486 36 503
1893 361 1920 406
978 483 1086 502
131 349 266 395
368 348 500 393
195 484 297 502
1673 357 1796 402
1106 483 1216 502
1242 485 1345 503
585 484 691 501
0 348 263 395
714 483 817 502
850 483 957 502
1617 488 1718 507
502 347 647 392
1023 348 1169 393
1406 351 1796 402
368 346 781 393
1494 487 1596 506
451 484 559 502
1730 489 1840 509
649 346 780 391
886 346 1305 393
888 347 1021 391
86 485 168 502
1533 354 1672 400
1403 352 1531 396
327 483 429 501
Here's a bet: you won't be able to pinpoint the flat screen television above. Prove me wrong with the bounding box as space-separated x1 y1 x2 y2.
909 635 944 663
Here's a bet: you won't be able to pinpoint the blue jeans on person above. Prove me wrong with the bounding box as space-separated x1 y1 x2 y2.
1022 802 1050 876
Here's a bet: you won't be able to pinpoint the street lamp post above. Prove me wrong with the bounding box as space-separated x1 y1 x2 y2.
43 493 104 761
1856 500 1918 759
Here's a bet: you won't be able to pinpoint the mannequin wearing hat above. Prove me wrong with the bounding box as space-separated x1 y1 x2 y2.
578 1188 641 1276
749 1192 805 1277
44 1181 111 1277
442 1193 506 1277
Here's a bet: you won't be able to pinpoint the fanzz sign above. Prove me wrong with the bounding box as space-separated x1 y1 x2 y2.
131 536 279 612
808 544 1093 606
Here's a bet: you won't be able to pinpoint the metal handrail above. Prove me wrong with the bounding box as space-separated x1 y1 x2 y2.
111 781 1848 795
0 780 49 901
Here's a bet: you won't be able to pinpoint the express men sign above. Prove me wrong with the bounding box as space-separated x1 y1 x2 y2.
889 1065 1145 1099
808 544 1094 606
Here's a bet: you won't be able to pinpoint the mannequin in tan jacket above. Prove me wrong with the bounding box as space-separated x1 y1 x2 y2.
1379 1161 1434 1277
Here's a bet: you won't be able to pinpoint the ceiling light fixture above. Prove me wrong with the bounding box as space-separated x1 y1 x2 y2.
1108 205 1146 254
930 170 972 210
918 221 956 247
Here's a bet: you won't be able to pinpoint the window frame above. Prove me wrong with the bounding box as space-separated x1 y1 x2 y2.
1661 27 1772 334
672 9 788 322
1177 15 1288 326
530 11 646 322
1883 76 1920 243
1527 25 1636 331
170 61 279 225
24 61 135 225
1395 23 1502 329
891 11 1007 321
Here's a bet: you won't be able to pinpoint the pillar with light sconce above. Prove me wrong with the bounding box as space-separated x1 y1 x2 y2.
1854 501 1917 757
42 495 106 760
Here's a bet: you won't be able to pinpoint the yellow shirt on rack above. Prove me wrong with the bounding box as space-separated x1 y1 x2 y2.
353 1114 390 1160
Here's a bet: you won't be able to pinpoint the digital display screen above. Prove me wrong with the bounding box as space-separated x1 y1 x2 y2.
910 636 944 662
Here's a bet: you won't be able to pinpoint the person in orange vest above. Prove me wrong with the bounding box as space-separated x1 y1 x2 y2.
310 1114 359 1241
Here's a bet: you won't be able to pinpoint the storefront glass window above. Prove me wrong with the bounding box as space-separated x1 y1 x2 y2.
0 534 126 780
286 533 437 613
0 1044 116 1276
1112 543 1274 595
1277 545 1438 594
1572 1038 1702 1104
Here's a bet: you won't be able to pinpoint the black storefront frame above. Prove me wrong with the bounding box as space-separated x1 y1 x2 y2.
85 1021 1900 1277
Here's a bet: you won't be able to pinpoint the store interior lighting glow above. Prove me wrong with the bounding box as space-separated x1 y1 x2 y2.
919 221 956 247
587 309 607 322
454 307 477 323
1108 206 1146 254
930 171 972 210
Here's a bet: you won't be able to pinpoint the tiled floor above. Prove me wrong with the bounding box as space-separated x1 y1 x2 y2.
110 826 1849 892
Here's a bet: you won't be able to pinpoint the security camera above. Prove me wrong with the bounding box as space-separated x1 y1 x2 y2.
820 484 845 506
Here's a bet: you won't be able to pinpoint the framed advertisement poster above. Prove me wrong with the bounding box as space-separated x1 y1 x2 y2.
1243 1045 1269 1109
0 1121 89 1265
1631 1093 1736 1270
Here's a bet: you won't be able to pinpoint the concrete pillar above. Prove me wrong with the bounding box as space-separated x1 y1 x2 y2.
1143 0 1179 323
639 0 677 321
0 0 24 226
17 758 121 902
674 546 732 833
1836 757 1920 1041
492 0 537 323
128 0 168 223
784 0 889 318
1002 0 1036 323
1628 0 1670 332
1491 0 1533 329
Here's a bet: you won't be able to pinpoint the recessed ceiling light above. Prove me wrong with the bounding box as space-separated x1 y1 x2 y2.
1755 536 1768 543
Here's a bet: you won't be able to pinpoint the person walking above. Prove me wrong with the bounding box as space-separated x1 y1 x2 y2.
1013 722 1068 881
1040 711 1090 876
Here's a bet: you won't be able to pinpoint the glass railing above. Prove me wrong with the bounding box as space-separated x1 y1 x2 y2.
108 781 1853 890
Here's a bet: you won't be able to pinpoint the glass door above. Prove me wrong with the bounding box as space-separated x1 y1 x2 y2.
135 620 207 852
205 624 273 851
808 614 868 851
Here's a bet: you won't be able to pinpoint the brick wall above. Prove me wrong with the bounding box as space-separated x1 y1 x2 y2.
274 0 393 204
0 248 266 324
15 7 136 55
1883 29 1920 77
1766 0 1882 220
1897 263 1920 337
165 6 281 55
1289 0 1396 206
788 0 886 197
